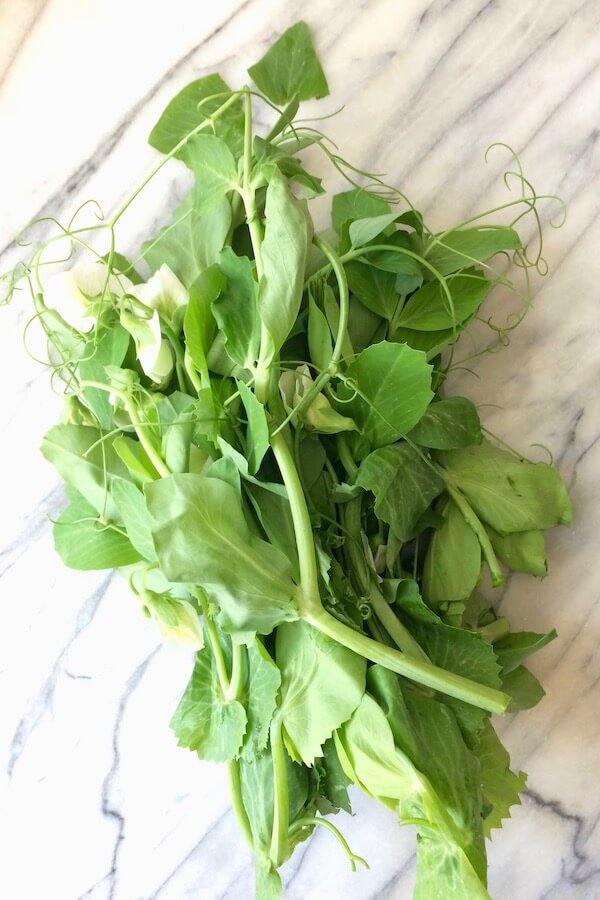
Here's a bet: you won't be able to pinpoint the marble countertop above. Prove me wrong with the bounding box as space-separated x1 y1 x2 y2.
1 2 599 898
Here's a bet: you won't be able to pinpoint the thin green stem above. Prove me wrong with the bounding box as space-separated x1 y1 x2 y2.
227 760 254 848
337 434 358 480
444 482 504 587
312 235 349 369
289 816 369 872
269 717 289 867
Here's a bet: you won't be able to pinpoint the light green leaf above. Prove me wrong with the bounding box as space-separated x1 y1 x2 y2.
113 435 159 486
415 836 490 900
184 265 224 381
341 341 433 455
243 639 281 758
112 478 157 561
276 621 366 765
307 295 333 372
143 192 231 288
79 325 130 430
392 324 463 358
331 189 390 234
423 226 521 276
148 73 243 158
53 488 141 570
494 630 557 674
439 442 572 533
178 134 239 215
41 425 127 519
238 381 270 474
170 636 247 762
488 527 547 576
212 249 260 369
248 21 329 105
408 397 482 449
396 270 491 331
257 169 310 361
423 500 482 607
467 719 527 836
146 473 298 634
357 443 445 541
348 213 401 248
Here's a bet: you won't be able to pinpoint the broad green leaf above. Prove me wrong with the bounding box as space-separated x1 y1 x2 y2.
143 191 231 288
246 482 299 577
414 836 490 900
345 260 399 320
439 442 572 533
238 381 269 474
170 635 247 762
357 443 444 541
276 621 366 765
184 265 224 380
148 73 243 158
348 213 401 248
341 341 433 455
146 473 298 634
178 134 239 215
408 397 482 449
79 325 130 430
112 478 157 561
257 169 310 361
467 719 527 836
212 249 260 368
53 488 141 570
41 425 127 519
248 21 329 105
494 629 557 674
392 324 463 358
423 500 482 607
396 270 491 331
243 640 281 758
502 665 545 711
331 188 390 234
307 295 333 372
424 226 521 276
488 527 547 576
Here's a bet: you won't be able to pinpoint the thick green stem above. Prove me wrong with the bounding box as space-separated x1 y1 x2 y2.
479 617 510 643
305 607 509 714
269 717 289 867
228 760 253 849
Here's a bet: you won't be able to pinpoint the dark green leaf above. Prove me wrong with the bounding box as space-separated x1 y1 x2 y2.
248 21 329 105
317 738 352 814
502 665 545 711
467 719 526 836
179 134 239 215
79 325 130 430
408 397 483 449
345 260 399 320
357 443 444 541
495 630 557 674
146 473 298 634
308 295 333 372
348 213 400 248
184 265 224 380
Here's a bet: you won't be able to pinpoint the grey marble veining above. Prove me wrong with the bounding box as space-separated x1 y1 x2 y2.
1 1 599 898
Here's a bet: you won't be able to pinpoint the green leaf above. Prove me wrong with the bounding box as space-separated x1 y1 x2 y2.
392 324 464 358
143 191 231 288
184 265 224 379
423 226 521 276
276 621 366 765
495 630 557 674
467 719 527 836
238 381 270 474
246 482 299 577
146 473 298 635
148 73 243 158
332 189 390 234
357 443 445 541
248 21 329 105
113 435 159 486
396 270 491 331
170 636 247 762
79 325 130 430
41 425 127 519
348 213 401 248
317 738 352 814
408 397 483 449
257 169 310 361
345 260 398 320
414 836 490 900
488 527 547 576
307 294 333 372
439 442 572 533
243 639 281 758
178 134 239 216
423 500 482 607
112 478 157 561
53 489 141 570
341 341 433 455
155 392 195 474
212 249 260 369
502 665 545 711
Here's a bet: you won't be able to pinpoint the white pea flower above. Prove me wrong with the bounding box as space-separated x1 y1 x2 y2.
131 264 187 320
144 592 204 649
280 364 356 434
42 262 132 332
120 305 174 384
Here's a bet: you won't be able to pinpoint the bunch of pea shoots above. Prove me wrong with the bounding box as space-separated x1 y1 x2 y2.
9 21 570 900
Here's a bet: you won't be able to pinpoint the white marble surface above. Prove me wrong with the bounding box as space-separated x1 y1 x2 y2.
1 2 600 898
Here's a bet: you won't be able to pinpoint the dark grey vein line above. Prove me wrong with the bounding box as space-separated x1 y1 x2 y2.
0 482 64 579
152 806 232 898
0 0 51 89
